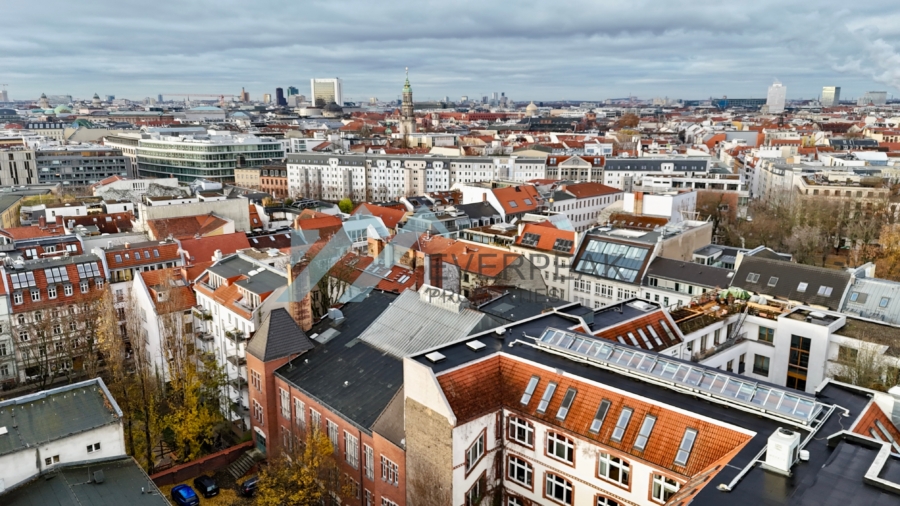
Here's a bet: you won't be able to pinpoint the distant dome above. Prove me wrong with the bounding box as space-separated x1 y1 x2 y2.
54 105 72 114
93 93 100 99
526 101 538 114
40 93 47 98
43 109 57 114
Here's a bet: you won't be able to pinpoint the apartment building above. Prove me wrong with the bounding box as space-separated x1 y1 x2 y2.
545 155 605 181
35 145 130 187
0 147 37 186
603 157 711 191
547 182 623 232
510 223 578 302
193 253 289 430
0 254 107 382
404 308 899 506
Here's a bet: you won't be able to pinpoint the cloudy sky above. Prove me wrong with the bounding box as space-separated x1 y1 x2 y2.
3 1 900 103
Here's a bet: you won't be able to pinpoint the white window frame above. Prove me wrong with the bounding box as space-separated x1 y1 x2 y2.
364 444 374 480
508 416 534 447
345 431 359 469
64 284 73 296
651 474 680 503
545 472 573 505
279 388 290 419
326 419 339 452
507 455 533 487
546 431 574 465
598 452 630 487
466 432 485 471
294 398 305 426
381 455 399 486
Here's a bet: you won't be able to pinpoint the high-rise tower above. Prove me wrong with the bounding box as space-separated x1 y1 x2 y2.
399 68 415 141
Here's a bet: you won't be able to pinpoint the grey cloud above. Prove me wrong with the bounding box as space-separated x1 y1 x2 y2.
2 0 900 101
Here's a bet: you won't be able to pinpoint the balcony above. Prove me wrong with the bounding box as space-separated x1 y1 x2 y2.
226 354 247 366
195 331 214 342
229 376 248 390
691 332 747 362
192 307 213 321
225 329 247 343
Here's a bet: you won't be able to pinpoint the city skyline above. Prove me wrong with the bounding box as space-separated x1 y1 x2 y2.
2 1 900 102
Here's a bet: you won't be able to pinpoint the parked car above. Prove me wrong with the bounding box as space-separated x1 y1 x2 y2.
170 484 200 506
193 475 219 498
240 475 259 497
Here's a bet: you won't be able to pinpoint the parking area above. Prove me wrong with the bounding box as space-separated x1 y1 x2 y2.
157 470 255 506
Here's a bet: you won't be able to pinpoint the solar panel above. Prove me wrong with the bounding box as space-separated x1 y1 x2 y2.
535 327 823 424
521 233 540 247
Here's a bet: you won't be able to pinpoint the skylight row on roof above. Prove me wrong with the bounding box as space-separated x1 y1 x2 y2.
536 327 822 424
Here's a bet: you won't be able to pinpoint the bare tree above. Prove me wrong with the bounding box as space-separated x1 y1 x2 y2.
831 338 898 391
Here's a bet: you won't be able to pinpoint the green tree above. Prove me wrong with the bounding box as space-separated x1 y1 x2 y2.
338 198 354 214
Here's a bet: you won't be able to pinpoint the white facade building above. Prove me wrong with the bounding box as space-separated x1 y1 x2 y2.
766 81 787 114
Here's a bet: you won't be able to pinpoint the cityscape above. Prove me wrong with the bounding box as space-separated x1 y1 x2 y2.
4 3 900 506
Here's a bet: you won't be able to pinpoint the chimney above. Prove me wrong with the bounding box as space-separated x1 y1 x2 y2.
124 242 130 249
889 386 900 427
38 215 46 228
635 191 644 216
213 249 222 261
481 192 487 202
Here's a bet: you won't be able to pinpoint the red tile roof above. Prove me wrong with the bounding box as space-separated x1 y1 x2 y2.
375 265 417 293
5 258 106 314
440 241 522 278
147 214 230 240
248 206 263 229
515 223 577 255
179 233 252 264
591 309 683 349
66 212 134 234
352 203 408 230
492 185 541 215
437 355 752 477
564 182 622 199
0 226 65 240
852 401 900 443
140 268 197 313
106 242 182 270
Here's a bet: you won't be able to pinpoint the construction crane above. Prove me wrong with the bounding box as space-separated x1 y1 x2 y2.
160 93 236 106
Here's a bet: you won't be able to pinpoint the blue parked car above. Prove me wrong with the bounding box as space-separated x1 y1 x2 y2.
171 484 200 506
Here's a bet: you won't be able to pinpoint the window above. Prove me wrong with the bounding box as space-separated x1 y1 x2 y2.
817 285 833 297
633 415 656 451
746 272 760 283
364 445 374 480
345 432 359 468
880 297 891 308
797 282 808 293
508 416 534 447
753 355 770 376
381 499 398 506
767 276 779 287
466 431 485 471
508 497 524 506
48 286 57 299
381 456 399 486
508 455 533 488
64 284 73 296
327 420 339 453
651 474 680 503
31 289 40 301
86 442 101 453
251 370 262 391
675 428 698 466
96 279 104 289
546 432 574 464
611 408 633 442
596 497 621 506
19 330 28 342
545 472 573 505
787 335 811 390
598 452 630 487
310 409 321 428
294 398 305 426
466 473 487 506
279 388 290 419
44 455 60 466
365 490 374 506
521 376 539 405
252 400 264 425
80 281 89 293
536 381 557 413
556 388 577 420
13 292 22 305
758 326 774 343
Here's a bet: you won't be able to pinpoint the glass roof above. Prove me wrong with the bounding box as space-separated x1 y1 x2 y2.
536 327 822 424
574 238 648 283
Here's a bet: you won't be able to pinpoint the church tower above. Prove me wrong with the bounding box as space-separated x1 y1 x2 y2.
399 68 415 143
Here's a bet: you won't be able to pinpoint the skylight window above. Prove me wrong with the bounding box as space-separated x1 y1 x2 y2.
767 276 778 287
817 285 833 297
508 200 518 208
556 388 577 421
536 382 557 413
633 415 656 451
521 233 540 247
523 198 533 205
880 297 890 308
552 238 573 252
521 376 539 405
674 428 698 466
611 407 633 442
589 400 611 433
849 292 859 302
746 272 760 283
797 282 808 293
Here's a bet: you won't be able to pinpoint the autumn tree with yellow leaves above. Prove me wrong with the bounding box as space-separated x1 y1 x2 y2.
255 428 348 506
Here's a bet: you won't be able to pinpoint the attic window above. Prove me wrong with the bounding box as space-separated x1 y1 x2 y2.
556 388 577 421
880 297 890 308
536 382 557 413
115 254 122 263
589 399 611 433
552 239 573 253
797 282 808 293
633 415 656 451
521 233 540 247
523 198 533 205
746 272 760 283
767 276 778 287
134 251 141 260
520 376 540 405
611 407 633 442
508 201 518 208
153 249 160 257
817 286 833 297
674 428 698 467
849 292 860 302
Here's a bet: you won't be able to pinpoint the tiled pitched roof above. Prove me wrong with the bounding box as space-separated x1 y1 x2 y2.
5 255 106 314
66 212 134 234
246 308 313 362
437 355 753 477
591 309 684 350
375 265 417 293
179 233 252 264
439 241 522 278
147 214 229 240
732 256 851 310
492 185 541 215
564 182 621 199
515 223 577 255
0 226 64 240
294 210 342 235
353 203 408 230
140 268 196 312
105 242 181 270
852 401 900 445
